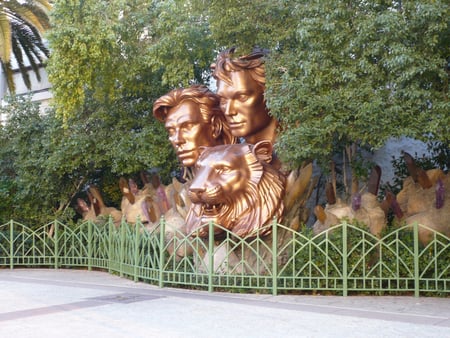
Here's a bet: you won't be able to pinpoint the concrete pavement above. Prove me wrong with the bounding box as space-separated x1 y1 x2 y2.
0 268 449 338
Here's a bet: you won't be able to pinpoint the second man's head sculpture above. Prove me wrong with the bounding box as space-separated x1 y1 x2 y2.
211 47 278 145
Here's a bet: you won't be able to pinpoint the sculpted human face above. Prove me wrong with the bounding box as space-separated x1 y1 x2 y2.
165 100 217 167
217 71 272 140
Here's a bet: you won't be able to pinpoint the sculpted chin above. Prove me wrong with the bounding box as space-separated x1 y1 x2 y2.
185 141 285 238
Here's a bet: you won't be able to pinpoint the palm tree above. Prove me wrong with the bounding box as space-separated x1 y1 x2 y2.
0 0 51 93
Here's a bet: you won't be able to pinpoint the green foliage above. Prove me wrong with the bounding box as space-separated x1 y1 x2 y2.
47 0 125 119
145 0 217 86
202 0 295 51
265 0 449 168
0 95 73 224
47 0 217 120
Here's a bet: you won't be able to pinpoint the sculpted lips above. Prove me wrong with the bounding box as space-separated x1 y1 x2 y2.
177 149 194 159
227 120 245 129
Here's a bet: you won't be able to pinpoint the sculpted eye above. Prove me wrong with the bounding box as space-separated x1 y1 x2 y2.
215 165 231 174
220 98 228 110
182 122 195 130
166 128 175 136
237 94 249 102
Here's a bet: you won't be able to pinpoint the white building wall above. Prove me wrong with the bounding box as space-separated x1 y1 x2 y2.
0 65 52 124
370 137 429 185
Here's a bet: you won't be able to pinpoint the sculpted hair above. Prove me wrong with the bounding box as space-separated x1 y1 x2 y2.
211 47 266 89
153 85 235 145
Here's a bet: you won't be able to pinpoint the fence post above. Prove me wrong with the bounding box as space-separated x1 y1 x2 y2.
208 221 214 293
108 218 115 273
134 220 140 282
272 218 278 296
413 222 420 297
119 221 126 277
159 216 166 288
342 221 348 297
88 220 93 271
9 220 14 269
54 220 59 269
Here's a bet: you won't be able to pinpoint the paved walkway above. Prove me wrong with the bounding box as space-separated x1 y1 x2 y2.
0 269 448 338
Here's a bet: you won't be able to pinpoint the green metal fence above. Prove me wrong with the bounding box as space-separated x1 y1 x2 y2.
0 218 448 296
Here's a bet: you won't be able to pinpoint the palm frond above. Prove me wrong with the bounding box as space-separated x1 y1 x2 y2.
0 13 12 63
0 0 51 92
1 61 15 93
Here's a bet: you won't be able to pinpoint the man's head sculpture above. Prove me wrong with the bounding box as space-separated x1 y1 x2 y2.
211 47 278 144
185 140 285 238
153 85 235 167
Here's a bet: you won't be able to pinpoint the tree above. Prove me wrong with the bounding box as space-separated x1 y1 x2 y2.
264 1 449 170
47 0 217 121
201 0 294 52
0 95 73 224
0 0 51 92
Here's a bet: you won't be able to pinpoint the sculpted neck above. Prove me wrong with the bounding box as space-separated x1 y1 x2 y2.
244 118 279 145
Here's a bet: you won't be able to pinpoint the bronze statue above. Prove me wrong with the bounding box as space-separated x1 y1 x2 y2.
120 177 161 226
153 85 235 167
395 153 450 245
211 47 278 145
75 185 122 227
185 141 285 238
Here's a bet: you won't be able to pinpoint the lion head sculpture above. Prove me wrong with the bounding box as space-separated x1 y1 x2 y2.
185 141 285 238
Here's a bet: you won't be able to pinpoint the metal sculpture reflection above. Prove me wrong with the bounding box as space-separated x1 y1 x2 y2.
153 85 235 167
185 141 285 238
120 177 160 226
211 47 278 144
75 185 122 227
395 152 450 245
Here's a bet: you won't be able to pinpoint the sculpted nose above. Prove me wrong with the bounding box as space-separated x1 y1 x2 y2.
224 100 236 116
171 129 184 146
189 186 205 195
189 186 205 201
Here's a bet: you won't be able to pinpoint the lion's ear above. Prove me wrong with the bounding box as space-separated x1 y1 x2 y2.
252 140 273 164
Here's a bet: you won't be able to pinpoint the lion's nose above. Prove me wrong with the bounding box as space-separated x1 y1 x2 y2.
189 187 205 199
188 186 206 203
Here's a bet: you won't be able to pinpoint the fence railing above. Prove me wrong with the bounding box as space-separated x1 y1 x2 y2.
0 218 448 296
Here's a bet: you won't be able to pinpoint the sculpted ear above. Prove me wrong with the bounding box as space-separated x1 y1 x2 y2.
76 198 89 215
210 115 223 139
119 177 135 204
87 188 101 216
198 146 208 156
252 140 273 164
140 171 150 185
